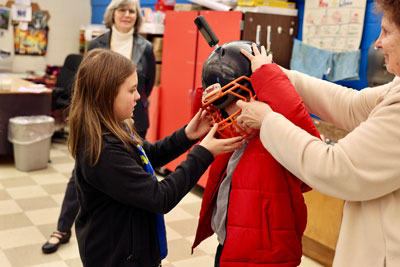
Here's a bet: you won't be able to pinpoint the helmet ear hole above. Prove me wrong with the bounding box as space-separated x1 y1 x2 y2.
221 48 225 57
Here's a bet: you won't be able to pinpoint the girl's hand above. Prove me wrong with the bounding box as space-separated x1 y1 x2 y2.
200 124 244 156
240 43 273 72
185 109 213 141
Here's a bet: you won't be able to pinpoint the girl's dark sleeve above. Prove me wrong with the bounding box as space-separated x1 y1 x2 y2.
82 142 213 214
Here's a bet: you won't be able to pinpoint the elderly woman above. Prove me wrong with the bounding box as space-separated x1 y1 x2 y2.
42 0 155 254
236 0 400 266
88 0 155 139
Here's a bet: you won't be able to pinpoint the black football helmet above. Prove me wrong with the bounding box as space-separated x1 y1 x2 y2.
201 40 258 138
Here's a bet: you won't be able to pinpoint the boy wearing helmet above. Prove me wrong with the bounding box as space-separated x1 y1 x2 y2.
192 41 320 267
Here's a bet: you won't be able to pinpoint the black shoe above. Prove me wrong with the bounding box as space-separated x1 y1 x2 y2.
42 231 71 254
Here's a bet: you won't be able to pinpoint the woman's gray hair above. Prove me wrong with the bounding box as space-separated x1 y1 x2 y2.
103 0 143 33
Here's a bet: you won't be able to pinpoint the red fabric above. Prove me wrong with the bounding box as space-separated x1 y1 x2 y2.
191 87 204 117
192 63 320 266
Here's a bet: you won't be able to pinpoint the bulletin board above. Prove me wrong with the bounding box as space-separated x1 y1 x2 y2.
5 1 50 55
302 0 367 52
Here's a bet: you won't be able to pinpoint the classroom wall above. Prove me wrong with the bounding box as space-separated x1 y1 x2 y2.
0 0 91 73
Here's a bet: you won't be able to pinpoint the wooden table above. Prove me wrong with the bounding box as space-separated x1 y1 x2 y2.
0 76 52 155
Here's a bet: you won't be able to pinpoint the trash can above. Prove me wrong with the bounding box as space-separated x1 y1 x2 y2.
8 115 55 171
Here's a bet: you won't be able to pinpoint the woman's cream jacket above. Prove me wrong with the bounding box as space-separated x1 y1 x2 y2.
260 69 400 267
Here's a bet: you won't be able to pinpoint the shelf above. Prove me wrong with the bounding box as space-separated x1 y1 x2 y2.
139 23 164 35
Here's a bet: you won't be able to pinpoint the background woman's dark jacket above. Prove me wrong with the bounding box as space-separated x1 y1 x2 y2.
74 127 213 267
87 31 156 135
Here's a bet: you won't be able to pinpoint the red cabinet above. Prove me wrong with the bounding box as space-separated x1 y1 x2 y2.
157 10 242 187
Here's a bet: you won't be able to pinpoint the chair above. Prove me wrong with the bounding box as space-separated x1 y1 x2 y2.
51 54 83 136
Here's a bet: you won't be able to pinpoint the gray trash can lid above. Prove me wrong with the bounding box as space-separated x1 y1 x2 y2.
8 115 55 145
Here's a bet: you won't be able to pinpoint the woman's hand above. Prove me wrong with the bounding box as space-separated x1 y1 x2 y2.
236 99 273 130
240 43 273 72
185 109 213 141
200 124 244 156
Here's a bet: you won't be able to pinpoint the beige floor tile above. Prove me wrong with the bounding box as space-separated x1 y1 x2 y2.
0 166 26 179
50 163 75 174
180 201 201 217
64 258 83 267
0 213 33 231
165 206 194 222
0 200 23 215
165 238 206 262
0 176 36 188
41 183 68 195
6 185 48 200
49 156 74 165
0 226 46 249
3 243 61 267
50 193 66 205
179 187 203 205
25 207 61 226
16 196 59 211
50 149 69 159
0 250 12 267
31 173 69 185
56 241 80 261
31 261 69 267
171 255 215 267
300 256 325 267
166 225 183 241
25 166 58 176
188 234 219 255
167 218 199 237
0 189 12 200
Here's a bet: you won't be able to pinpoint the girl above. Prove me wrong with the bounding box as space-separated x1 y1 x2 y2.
68 48 243 267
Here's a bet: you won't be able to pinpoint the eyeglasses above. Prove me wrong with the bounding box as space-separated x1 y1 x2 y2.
116 8 136 16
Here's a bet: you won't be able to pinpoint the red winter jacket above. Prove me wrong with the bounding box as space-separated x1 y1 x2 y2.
192 64 321 266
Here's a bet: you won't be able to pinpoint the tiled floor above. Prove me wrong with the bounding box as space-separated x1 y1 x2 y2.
0 139 324 267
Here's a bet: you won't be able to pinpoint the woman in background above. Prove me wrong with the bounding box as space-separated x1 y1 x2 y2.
87 0 155 138
237 1 400 266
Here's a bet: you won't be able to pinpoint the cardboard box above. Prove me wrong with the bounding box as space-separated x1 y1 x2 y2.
155 63 161 86
152 37 163 62
174 4 203 11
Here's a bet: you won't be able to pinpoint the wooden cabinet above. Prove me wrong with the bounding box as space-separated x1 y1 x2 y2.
242 12 298 69
302 191 343 267
156 10 242 187
301 119 349 267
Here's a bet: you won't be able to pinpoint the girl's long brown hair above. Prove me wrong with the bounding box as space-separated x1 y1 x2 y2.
68 48 141 166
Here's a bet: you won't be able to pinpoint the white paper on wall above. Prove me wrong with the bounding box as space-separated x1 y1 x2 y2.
11 4 32 22
302 0 367 52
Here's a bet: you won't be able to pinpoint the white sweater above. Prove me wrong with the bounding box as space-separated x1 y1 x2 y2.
111 25 133 60
259 69 400 267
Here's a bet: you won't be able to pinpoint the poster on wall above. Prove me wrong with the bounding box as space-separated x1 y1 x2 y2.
0 7 11 30
14 23 48 55
13 10 48 55
302 0 367 52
